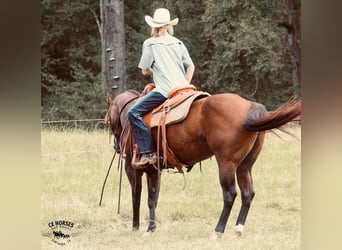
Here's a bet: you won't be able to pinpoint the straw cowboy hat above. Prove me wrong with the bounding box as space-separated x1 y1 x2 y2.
145 8 179 28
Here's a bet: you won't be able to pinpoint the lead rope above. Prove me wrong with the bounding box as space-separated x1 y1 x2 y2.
98 150 124 216
117 153 124 214
99 151 117 206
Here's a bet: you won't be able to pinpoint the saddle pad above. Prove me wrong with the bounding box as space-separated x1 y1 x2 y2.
149 91 210 128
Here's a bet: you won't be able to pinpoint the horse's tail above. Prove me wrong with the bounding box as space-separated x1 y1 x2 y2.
243 99 301 132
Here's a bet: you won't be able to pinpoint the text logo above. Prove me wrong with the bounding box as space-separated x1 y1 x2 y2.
47 220 77 246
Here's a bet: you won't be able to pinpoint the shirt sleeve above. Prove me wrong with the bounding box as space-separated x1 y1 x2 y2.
138 41 154 70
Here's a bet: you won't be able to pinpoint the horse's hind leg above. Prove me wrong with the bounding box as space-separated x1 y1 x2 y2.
235 133 265 236
212 160 238 239
146 167 161 232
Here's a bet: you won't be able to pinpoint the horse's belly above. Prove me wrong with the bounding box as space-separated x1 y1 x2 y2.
168 136 213 165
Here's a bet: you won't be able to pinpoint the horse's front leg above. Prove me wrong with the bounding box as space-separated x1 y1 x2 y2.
146 167 161 232
212 161 237 239
126 164 143 231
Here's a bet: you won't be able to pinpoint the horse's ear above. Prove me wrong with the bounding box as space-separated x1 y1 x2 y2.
106 95 112 105
104 111 109 124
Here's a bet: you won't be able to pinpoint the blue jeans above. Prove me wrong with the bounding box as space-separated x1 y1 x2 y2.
127 91 167 154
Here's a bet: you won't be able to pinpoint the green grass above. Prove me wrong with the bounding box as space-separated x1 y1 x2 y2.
41 127 301 249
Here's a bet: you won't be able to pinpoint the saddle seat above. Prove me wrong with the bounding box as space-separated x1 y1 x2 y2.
153 88 209 127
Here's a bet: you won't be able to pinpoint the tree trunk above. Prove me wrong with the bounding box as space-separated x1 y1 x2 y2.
286 0 301 96
103 0 126 99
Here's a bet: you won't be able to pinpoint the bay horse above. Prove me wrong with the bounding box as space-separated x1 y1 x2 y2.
105 86 301 239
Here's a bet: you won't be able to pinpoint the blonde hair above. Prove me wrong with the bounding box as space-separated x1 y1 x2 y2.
151 25 174 37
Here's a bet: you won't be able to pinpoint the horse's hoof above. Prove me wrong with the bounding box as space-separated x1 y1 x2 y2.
210 231 223 240
132 227 139 232
235 224 244 236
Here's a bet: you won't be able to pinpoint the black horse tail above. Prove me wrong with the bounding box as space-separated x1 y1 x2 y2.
243 99 301 132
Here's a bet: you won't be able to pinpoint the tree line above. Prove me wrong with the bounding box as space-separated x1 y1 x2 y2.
41 0 300 121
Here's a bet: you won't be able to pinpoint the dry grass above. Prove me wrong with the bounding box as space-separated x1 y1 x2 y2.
41 126 301 249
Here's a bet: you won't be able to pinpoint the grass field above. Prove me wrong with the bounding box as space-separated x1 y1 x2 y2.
41 126 301 249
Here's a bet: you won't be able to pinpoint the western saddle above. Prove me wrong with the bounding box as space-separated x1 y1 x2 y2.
134 83 210 173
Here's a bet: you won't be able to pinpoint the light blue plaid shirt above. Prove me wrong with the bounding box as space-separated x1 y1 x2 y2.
138 33 194 97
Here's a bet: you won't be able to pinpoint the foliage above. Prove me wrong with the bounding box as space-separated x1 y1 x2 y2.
41 0 301 120
41 0 105 120
200 0 296 108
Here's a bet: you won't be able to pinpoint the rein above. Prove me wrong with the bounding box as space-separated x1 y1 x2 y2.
119 95 140 119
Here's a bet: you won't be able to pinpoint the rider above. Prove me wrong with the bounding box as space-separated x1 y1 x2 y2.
127 8 195 166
